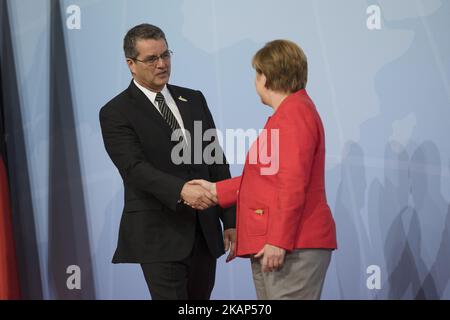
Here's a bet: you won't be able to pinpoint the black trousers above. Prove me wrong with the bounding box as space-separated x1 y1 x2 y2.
140 222 217 300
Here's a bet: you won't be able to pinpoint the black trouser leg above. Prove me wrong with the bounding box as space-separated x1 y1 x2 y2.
187 227 216 299
141 224 216 300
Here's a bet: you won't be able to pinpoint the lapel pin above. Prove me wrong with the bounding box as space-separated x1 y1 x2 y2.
178 96 188 102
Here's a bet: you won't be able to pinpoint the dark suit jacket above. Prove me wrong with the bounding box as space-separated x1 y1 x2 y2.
99 80 235 263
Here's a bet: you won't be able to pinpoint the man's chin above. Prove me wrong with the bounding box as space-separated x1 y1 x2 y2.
156 75 169 84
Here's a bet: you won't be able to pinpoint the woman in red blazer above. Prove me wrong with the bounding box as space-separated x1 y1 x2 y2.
189 40 337 299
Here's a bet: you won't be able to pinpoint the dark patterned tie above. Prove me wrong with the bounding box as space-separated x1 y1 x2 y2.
155 92 182 137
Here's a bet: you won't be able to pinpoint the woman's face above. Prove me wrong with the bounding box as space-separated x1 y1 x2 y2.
255 72 268 105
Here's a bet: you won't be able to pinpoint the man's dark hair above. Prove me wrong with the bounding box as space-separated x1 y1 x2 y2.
123 23 167 59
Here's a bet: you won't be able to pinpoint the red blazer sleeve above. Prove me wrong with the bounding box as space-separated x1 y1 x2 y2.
267 103 318 250
216 176 242 208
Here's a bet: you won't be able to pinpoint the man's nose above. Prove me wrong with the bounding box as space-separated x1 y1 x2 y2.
156 57 166 68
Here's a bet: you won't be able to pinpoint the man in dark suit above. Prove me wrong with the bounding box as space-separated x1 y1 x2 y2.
99 24 236 300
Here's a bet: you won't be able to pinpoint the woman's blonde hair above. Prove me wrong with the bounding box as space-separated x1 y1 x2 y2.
252 39 308 93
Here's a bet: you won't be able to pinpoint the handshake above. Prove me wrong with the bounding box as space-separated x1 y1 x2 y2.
180 179 218 210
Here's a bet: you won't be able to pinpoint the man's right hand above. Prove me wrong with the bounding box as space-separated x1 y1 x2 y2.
187 179 217 198
180 183 217 210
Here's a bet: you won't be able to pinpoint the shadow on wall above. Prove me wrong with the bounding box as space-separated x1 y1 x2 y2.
47 0 96 299
333 141 370 299
333 139 450 299
351 0 450 300
378 141 428 299
409 141 448 299
0 0 43 299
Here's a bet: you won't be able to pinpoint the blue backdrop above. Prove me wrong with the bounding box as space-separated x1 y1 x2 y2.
2 0 450 299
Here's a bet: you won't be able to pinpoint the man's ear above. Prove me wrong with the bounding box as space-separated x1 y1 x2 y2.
126 58 135 75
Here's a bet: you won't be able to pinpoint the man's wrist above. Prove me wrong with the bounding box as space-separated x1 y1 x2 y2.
179 182 188 201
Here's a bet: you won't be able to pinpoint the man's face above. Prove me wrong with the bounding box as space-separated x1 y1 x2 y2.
127 38 171 92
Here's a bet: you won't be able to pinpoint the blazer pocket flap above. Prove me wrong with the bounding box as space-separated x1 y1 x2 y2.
246 206 269 236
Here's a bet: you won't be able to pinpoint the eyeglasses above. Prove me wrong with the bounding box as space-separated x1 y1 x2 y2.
131 50 173 66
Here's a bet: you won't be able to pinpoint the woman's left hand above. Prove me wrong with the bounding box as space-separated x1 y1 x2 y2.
255 244 286 272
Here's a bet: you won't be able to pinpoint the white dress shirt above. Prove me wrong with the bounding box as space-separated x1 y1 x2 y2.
134 80 187 141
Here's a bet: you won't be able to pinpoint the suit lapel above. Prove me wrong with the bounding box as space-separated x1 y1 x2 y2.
127 80 195 146
167 84 194 142
127 80 173 138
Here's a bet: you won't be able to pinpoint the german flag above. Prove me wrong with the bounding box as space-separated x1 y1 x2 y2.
0 61 21 300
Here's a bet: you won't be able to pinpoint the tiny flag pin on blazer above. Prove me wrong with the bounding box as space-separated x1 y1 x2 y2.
178 96 188 102
255 209 264 215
